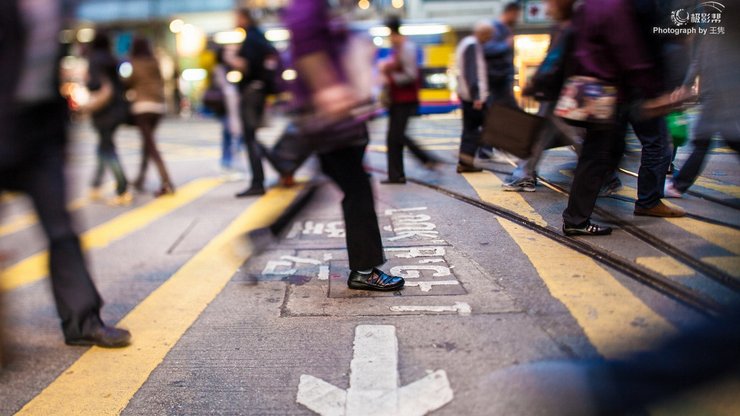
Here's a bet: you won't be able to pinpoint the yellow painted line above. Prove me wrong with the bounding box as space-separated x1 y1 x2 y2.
16 185 304 416
0 189 102 238
463 172 675 357
666 218 740 256
693 177 740 198
702 256 740 279
636 256 694 277
0 177 223 292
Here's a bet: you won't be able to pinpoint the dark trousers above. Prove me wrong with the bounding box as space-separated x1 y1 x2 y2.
459 100 485 165
563 113 628 226
673 117 740 192
386 102 431 181
92 124 128 195
487 79 518 109
133 113 172 188
1 105 103 340
632 116 671 209
318 142 384 271
239 87 266 189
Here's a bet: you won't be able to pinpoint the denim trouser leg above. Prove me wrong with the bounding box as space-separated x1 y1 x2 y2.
632 116 671 209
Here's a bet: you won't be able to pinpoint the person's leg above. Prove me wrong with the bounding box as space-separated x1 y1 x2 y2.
133 115 149 190
221 116 233 169
138 113 173 192
238 88 266 194
385 103 407 181
563 118 627 230
672 135 711 193
91 128 106 190
318 143 384 271
98 126 128 196
458 101 483 169
397 103 433 165
632 116 671 210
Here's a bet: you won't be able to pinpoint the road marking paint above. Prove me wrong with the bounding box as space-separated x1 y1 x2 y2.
17 185 305 416
636 257 695 277
693 177 740 198
405 281 461 292
389 302 471 316
666 218 740 256
463 172 676 357
297 325 454 416
701 256 740 279
0 177 223 292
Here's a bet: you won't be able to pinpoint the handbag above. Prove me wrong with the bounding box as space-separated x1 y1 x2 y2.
554 76 618 126
482 104 546 159
202 85 226 116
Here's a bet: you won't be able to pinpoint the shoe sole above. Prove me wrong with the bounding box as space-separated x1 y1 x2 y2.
65 339 131 348
347 281 405 292
563 229 613 237
503 186 535 192
633 211 685 218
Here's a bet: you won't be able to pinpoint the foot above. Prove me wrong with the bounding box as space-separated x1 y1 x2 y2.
235 187 265 198
65 325 131 348
457 163 483 173
279 174 296 188
89 187 104 202
563 221 613 236
381 178 407 184
634 200 686 217
348 268 405 291
503 177 536 192
598 178 623 197
664 180 683 198
107 191 133 207
155 183 175 197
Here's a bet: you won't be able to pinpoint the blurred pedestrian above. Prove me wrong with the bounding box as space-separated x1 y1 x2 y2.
0 0 130 347
226 8 272 198
128 37 175 197
83 32 132 206
213 47 244 179
379 16 438 185
455 21 494 173
665 6 740 197
282 0 405 291
561 0 665 236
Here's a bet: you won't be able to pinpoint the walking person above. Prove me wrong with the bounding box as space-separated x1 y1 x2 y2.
485 1 521 109
282 0 405 291
0 0 130 347
455 21 495 173
85 32 132 206
561 0 666 236
380 16 438 184
128 37 175 197
226 8 272 198
213 47 244 179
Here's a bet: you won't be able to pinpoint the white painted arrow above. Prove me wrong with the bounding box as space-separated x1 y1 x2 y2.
296 325 454 416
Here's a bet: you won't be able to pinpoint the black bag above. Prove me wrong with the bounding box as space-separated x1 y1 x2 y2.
482 104 546 159
202 85 226 116
525 26 574 102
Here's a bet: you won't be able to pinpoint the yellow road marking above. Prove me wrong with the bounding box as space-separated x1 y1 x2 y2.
666 218 740 256
636 257 694 277
0 189 102 238
702 256 740 279
0 177 223 292
463 172 675 357
16 185 304 416
693 177 740 198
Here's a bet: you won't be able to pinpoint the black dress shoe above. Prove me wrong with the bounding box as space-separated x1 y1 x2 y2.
456 163 483 173
381 178 407 184
235 187 266 198
562 221 613 236
65 325 131 348
348 268 405 291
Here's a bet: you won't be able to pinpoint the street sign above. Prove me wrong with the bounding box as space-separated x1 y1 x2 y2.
296 325 454 416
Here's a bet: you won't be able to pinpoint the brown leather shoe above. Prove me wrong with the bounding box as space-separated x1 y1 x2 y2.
634 201 686 218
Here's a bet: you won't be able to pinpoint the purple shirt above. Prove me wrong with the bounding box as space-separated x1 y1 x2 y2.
572 0 659 100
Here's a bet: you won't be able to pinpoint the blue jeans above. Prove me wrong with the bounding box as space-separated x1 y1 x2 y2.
632 116 671 209
220 117 240 169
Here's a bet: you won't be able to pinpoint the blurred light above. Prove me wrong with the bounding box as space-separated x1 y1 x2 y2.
392 0 404 8
282 69 297 81
226 70 243 83
369 24 451 37
214 28 246 44
373 36 384 47
76 28 96 43
119 61 133 78
513 85 522 92
169 19 185 34
176 24 206 57
181 68 208 82
60 56 77 71
427 73 449 85
59 29 74 44
358 0 370 10
265 29 290 42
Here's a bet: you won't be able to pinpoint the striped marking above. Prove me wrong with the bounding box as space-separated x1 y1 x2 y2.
463 171 675 357
0 177 223 292
16 185 305 416
636 257 694 277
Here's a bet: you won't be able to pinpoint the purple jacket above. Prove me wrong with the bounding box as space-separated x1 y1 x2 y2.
572 0 660 101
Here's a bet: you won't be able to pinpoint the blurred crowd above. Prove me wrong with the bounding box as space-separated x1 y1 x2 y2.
1 0 739 412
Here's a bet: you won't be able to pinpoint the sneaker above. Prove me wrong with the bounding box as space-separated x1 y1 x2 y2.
503 177 536 192
634 200 686 217
598 178 623 197
107 191 133 207
348 268 405 291
563 221 613 236
664 179 683 198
